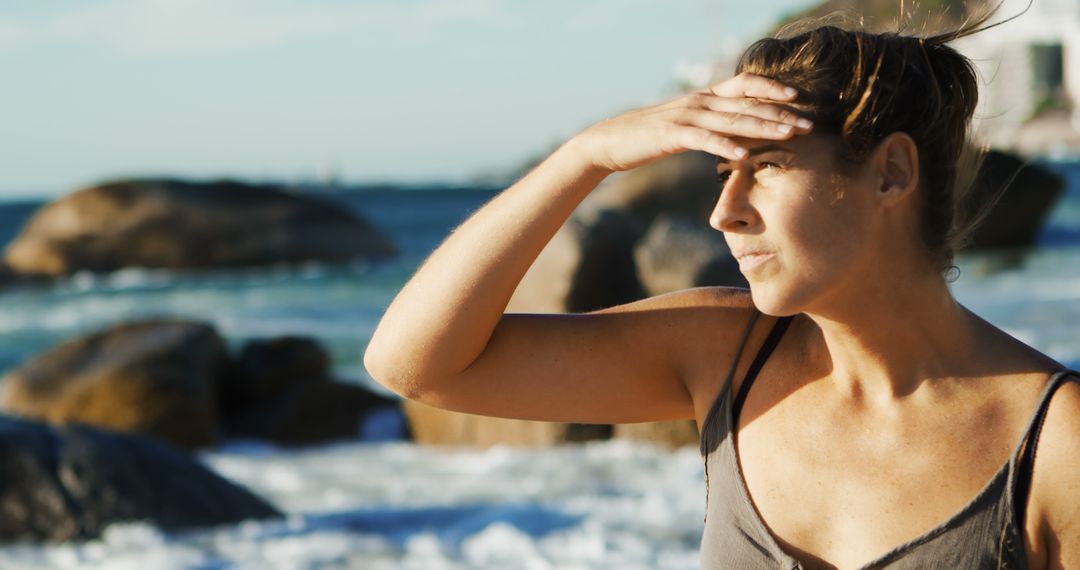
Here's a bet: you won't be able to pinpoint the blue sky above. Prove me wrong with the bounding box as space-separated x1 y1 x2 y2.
0 0 813 198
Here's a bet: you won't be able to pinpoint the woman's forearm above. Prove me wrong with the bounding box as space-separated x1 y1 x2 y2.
364 136 610 395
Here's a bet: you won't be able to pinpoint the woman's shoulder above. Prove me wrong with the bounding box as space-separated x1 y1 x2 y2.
636 287 802 421
964 307 1065 376
1026 365 1080 564
619 285 756 311
595 286 766 343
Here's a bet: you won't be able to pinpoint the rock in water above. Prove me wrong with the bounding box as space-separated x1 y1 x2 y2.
402 400 610 448
0 415 280 543
967 150 1064 249
633 213 746 296
220 336 332 411
0 320 227 449
220 336 406 445
2 178 397 278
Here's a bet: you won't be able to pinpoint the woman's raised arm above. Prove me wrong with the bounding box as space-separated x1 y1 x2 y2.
363 73 811 424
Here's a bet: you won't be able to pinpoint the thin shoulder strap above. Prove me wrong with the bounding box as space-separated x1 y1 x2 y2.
732 315 795 427
723 309 762 396
1013 369 1080 531
699 309 760 455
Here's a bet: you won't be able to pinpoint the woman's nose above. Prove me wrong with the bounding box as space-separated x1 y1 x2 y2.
709 171 756 232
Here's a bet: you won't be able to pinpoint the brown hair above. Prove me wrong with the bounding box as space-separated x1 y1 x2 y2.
735 3 1024 276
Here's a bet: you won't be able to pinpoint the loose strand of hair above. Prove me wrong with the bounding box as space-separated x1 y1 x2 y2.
925 0 1033 44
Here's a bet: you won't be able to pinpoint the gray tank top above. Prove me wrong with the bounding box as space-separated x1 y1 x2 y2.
699 311 1080 569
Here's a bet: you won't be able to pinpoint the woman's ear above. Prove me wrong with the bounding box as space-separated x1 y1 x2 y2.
874 132 919 206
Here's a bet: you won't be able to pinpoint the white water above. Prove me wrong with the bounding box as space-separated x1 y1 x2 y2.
0 440 705 569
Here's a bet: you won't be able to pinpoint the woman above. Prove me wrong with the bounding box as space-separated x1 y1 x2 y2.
364 8 1079 569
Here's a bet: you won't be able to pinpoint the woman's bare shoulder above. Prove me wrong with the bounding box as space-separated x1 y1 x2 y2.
1027 367 1080 567
963 306 1062 370
593 286 756 313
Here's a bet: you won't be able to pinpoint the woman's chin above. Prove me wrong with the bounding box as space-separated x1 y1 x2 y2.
747 283 802 317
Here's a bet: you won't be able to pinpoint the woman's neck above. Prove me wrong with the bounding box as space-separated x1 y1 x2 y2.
803 268 979 406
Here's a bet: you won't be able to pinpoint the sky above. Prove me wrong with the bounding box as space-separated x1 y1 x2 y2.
0 0 814 198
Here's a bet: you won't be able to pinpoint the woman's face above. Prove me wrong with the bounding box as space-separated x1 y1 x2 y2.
711 133 881 316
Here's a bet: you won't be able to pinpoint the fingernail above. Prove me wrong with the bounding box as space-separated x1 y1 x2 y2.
784 87 798 97
777 124 793 134
734 147 748 158
796 118 813 128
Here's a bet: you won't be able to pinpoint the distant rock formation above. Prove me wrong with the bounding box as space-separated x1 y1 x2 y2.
0 415 280 543
1 178 397 280
1 320 405 449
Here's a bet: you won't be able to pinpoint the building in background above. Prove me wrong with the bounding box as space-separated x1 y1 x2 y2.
955 0 1080 157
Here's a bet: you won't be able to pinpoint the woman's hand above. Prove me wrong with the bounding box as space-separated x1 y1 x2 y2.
575 72 814 174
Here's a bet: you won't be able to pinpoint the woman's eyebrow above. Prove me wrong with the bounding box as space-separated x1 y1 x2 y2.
715 144 795 165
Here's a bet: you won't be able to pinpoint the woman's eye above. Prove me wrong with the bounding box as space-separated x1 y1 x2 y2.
716 171 732 184
758 161 781 171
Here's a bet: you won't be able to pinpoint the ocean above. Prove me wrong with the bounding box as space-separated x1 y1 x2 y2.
0 163 1077 569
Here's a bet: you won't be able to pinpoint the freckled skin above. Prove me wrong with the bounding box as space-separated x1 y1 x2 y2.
711 134 879 317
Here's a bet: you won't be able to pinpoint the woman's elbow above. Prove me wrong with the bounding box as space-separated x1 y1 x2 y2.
364 340 412 398
363 340 439 401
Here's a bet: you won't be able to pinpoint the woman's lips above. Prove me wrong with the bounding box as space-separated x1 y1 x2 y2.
736 252 774 273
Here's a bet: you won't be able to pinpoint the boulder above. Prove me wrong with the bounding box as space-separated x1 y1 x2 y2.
508 207 645 314
0 320 227 449
219 337 330 412
613 421 702 449
966 150 1065 249
222 379 406 444
0 414 280 543
633 213 746 296
508 151 721 313
403 400 610 448
2 322 408 448
585 151 719 223
2 178 397 279
219 336 406 445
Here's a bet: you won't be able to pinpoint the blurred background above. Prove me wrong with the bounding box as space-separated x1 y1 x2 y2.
0 1 1077 568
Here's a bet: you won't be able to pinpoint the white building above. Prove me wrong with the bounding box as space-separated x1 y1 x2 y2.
953 0 1080 156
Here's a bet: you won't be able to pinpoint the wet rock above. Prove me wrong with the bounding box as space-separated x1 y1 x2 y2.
220 337 330 412
2 322 407 448
222 377 405 445
2 178 397 279
0 414 280 543
0 320 227 449
220 336 405 445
